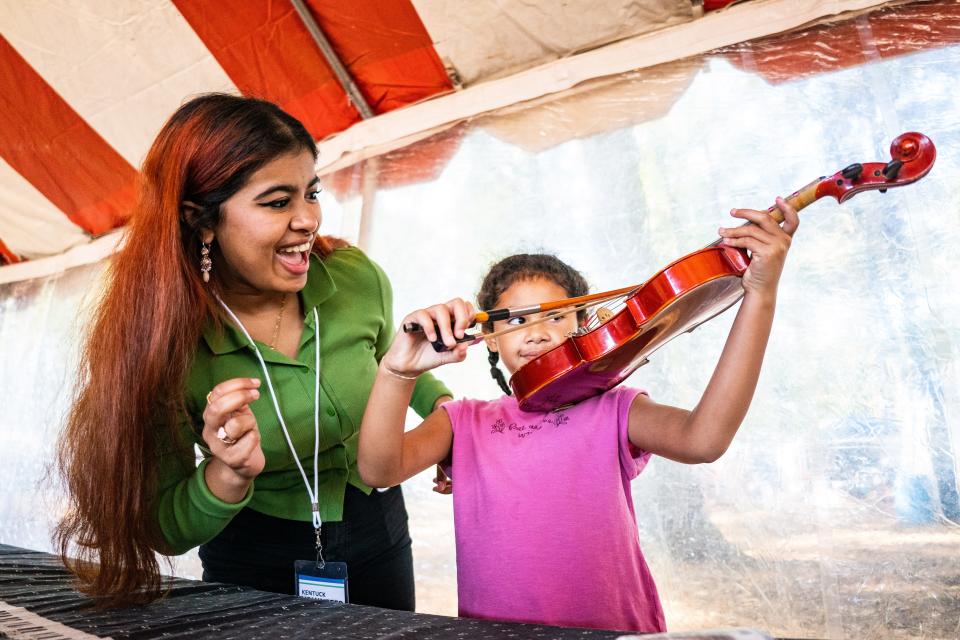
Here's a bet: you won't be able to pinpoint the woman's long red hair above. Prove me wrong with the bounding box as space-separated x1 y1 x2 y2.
54 94 337 606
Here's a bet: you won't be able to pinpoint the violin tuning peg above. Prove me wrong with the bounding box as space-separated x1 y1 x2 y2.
841 163 863 181
882 159 903 180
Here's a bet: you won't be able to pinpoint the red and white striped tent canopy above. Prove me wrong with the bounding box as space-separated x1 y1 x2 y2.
1 0 952 277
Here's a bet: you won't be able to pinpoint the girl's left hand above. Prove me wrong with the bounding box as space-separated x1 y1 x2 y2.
382 298 475 377
718 196 800 299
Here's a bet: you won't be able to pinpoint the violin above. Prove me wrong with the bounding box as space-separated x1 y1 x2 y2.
512 132 935 411
405 132 936 412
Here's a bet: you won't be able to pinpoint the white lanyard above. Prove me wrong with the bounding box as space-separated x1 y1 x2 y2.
217 298 325 559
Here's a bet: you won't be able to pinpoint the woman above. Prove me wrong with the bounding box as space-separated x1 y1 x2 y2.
55 94 450 609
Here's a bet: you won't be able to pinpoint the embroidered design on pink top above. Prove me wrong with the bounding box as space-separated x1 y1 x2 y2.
489 412 570 439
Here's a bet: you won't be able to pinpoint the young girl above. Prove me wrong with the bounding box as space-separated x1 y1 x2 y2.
358 200 799 631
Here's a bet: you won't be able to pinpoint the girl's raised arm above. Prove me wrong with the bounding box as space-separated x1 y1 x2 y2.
627 197 799 464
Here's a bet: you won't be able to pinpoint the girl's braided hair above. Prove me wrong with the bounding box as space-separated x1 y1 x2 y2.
476 254 589 395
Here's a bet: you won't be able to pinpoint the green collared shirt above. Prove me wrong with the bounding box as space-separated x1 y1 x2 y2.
155 247 450 555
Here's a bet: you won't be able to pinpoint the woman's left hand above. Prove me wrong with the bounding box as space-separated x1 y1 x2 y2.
718 196 800 299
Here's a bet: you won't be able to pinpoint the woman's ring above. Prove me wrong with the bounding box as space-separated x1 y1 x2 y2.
217 426 237 446
206 391 214 405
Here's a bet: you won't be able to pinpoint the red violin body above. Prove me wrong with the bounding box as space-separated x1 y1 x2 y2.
511 132 936 412
512 244 749 411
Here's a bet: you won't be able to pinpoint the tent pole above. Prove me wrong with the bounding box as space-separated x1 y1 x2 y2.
290 0 376 119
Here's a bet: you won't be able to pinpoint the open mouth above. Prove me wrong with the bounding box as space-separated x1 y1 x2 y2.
275 238 313 274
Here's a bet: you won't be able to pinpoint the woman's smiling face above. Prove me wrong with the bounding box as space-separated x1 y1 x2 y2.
207 149 322 296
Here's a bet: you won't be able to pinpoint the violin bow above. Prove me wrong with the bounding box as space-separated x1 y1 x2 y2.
403 285 639 352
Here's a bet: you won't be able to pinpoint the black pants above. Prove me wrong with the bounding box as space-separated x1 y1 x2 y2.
199 485 415 610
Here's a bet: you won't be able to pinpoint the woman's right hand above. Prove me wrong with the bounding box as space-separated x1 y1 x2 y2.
382 298 475 377
202 378 265 497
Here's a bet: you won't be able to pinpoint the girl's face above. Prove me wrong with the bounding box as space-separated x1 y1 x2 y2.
205 148 321 297
485 277 580 374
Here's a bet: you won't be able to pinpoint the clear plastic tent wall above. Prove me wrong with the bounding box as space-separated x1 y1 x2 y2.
2 2 959 639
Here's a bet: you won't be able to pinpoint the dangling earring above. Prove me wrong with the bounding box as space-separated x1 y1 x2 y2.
200 242 212 283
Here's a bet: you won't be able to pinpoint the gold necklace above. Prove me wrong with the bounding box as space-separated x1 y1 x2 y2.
268 294 288 350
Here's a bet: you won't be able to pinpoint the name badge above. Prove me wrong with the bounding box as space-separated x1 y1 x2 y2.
294 560 348 603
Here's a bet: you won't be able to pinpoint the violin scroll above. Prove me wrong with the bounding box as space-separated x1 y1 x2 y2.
817 131 935 204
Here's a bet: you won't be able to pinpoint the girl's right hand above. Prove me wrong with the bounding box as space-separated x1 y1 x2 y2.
202 378 266 481
382 298 475 377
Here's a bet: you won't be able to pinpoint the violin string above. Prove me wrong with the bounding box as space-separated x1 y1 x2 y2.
583 293 631 331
